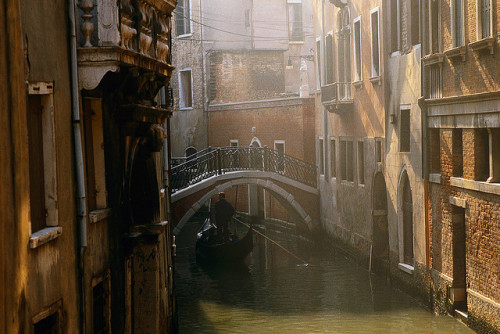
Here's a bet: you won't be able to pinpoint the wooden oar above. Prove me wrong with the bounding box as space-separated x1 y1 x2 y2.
233 217 312 266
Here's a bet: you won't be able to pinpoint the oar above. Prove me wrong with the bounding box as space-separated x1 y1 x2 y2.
233 217 312 266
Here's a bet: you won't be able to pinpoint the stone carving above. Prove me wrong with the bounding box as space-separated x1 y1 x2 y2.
120 0 137 50
79 0 94 47
139 1 154 56
156 13 170 62
98 0 119 46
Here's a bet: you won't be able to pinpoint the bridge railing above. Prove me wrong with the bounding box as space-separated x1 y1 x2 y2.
171 146 317 192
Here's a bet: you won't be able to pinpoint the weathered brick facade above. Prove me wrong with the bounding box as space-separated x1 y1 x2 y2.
422 1 500 331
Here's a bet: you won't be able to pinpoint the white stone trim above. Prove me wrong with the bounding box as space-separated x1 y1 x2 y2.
30 226 63 249
451 177 500 196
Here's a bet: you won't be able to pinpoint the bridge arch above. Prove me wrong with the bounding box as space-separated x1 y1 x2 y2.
172 172 318 235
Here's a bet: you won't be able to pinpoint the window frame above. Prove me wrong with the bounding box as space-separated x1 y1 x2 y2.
399 107 411 153
330 137 337 180
274 140 286 173
318 137 325 176
477 0 494 39
352 16 362 82
287 0 304 42
174 0 192 37
178 68 193 110
370 7 381 78
316 37 322 88
27 82 60 241
357 139 365 186
451 0 465 47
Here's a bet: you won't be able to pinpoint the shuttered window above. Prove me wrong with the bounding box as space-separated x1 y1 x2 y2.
400 109 411 152
175 0 191 36
481 0 492 38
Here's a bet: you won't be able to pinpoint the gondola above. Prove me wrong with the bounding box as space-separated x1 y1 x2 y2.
195 217 253 263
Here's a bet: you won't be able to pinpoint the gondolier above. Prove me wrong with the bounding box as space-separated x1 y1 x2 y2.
214 192 235 242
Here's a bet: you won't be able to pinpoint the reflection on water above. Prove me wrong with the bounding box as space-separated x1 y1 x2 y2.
175 220 473 333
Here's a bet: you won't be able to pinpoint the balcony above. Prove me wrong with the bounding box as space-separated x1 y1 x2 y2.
320 82 353 114
77 0 175 90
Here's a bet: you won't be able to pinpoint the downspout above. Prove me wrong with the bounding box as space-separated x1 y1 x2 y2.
417 0 430 268
69 0 88 332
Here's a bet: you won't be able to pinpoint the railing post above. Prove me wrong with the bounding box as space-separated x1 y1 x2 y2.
263 146 268 171
217 148 221 175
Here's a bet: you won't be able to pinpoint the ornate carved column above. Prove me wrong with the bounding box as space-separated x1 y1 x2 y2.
79 0 95 47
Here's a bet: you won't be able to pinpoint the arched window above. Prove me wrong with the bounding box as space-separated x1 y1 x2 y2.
337 7 351 99
401 172 414 264
185 146 197 158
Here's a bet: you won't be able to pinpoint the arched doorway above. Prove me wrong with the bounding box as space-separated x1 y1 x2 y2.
400 171 414 265
372 172 388 265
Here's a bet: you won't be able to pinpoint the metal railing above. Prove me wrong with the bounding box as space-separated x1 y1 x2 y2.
171 146 317 192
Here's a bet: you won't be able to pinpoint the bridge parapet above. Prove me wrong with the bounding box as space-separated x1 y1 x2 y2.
171 146 317 192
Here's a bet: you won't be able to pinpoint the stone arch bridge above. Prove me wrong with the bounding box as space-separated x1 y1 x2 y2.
171 146 319 235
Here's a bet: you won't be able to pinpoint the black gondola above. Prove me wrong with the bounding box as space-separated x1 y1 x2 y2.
195 218 253 263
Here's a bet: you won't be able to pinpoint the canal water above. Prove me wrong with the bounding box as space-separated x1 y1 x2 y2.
175 218 473 333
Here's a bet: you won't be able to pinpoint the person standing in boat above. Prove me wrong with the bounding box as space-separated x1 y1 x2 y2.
214 192 235 242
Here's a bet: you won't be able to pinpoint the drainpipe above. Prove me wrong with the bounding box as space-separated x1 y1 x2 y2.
69 0 88 332
417 0 430 269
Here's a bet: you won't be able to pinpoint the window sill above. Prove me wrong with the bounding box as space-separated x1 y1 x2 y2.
353 80 363 89
89 208 112 224
429 173 441 184
398 263 414 274
289 41 305 45
469 37 495 55
179 107 193 111
30 226 62 249
450 177 500 196
369 76 382 85
341 180 355 186
422 53 444 66
175 33 193 39
358 183 365 188
444 45 466 62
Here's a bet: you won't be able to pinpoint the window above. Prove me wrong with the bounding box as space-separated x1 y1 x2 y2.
319 138 324 175
27 83 58 234
316 38 322 88
370 8 380 77
337 7 351 99
33 301 62 334
175 0 191 36
430 0 440 53
453 129 463 177
476 129 490 181
478 0 493 39
428 64 442 99
245 9 251 28
429 129 440 173
410 0 420 45
288 0 303 42
230 140 238 147
391 0 399 52
340 139 354 182
179 69 193 109
93 281 109 334
83 98 107 212
358 140 365 185
353 17 362 82
375 139 382 163
402 172 414 265
274 141 285 172
400 108 411 152
330 138 336 178
325 34 334 84
230 140 239 168
34 312 60 334
452 0 464 47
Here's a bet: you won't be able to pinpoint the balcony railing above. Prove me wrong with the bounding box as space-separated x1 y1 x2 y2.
320 82 353 113
77 0 175 90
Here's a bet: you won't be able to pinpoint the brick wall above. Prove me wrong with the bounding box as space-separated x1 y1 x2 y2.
208 51 285 104
438 0 500 97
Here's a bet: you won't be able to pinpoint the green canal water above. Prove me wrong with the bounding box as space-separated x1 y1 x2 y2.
175 219 474 333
